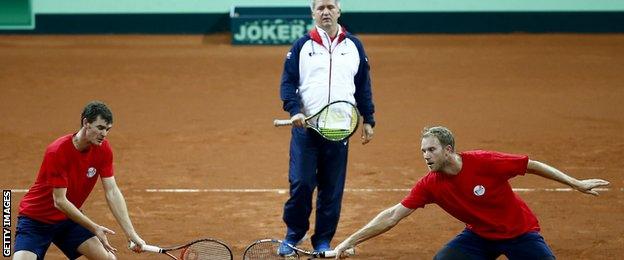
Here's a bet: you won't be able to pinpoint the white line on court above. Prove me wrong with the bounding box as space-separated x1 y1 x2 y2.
144 188 615 193
145 188 290 193
7 188 619 193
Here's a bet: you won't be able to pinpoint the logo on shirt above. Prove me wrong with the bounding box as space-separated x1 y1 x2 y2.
86 167 97 178
286 51 292 59
473 185 486 196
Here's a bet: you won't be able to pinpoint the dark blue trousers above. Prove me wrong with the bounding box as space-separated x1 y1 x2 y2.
283 127 349 248
434 229 555 260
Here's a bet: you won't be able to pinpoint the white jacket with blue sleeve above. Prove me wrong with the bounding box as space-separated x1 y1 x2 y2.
280 25 375 127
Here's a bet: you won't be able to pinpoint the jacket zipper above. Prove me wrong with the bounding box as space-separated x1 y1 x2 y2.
328 48 333 104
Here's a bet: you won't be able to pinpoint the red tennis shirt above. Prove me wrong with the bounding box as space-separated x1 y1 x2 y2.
401 150 540 240
19 134 114 223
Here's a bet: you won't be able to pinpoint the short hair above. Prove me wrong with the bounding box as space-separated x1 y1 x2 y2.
310 0 341 11
422 126 455 152
80 101 113 127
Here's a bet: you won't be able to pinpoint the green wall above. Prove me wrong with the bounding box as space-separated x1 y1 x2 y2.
2 0 623 33
33 0 624 14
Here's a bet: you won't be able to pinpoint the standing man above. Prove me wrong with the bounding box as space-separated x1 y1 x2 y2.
278 0 375 255
334 126 610 259
14 101 146 259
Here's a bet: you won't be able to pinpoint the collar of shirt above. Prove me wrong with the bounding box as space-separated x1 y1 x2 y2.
311 25 347 51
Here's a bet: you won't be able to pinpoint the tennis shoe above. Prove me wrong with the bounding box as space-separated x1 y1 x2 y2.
278 240 297 256
313 241 331 253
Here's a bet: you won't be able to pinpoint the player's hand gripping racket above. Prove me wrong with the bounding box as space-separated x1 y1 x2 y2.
274 100 360 142
129 238 233 260
243 238 355 259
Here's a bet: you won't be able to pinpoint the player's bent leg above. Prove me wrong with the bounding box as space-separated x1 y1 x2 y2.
433 246 472 260
12 250 38 260
76 237 116 260
435 229 499 260
54 219 108 259
14 216 55 259
500 232 555 260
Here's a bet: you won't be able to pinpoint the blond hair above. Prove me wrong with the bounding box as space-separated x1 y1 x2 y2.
422 126 455 152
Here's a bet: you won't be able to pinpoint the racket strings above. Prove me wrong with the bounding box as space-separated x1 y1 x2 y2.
182 241 232 260
243 241 296 260
315 102 359 141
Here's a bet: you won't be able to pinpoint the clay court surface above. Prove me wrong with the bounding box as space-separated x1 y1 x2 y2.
1 34 623 259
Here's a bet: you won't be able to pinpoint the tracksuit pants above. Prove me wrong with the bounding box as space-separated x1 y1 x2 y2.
283 127 349 248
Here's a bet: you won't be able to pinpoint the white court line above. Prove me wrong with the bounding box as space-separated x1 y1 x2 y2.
145 188 614 193
7 188 619 193
145 188 289 193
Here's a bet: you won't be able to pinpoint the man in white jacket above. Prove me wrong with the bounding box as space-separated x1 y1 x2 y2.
278 0 376 256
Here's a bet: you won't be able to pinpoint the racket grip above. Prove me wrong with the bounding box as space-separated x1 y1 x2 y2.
273 119 293 126
128 241 162 253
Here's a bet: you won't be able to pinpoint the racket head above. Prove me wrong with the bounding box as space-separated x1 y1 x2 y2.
243 238 354 259
307 100 360 142
243 239 296 260
168 238 233 260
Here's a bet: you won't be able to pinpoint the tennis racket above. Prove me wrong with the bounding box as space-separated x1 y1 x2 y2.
274 100 360 142
243 238 355 259
129 238 233 260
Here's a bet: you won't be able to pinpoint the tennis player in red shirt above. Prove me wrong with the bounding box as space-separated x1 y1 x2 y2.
334 126 609 259
14 101 147 260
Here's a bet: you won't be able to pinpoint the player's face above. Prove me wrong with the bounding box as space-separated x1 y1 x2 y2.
312 0 340 30
421 136 449 171
85 116 112 146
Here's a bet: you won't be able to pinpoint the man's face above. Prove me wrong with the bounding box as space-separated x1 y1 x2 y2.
84 116 112 146
312 0 340 30
421 136 449 172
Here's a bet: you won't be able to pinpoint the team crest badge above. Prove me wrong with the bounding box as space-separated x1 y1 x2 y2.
473 185 485 196
87 167 97 178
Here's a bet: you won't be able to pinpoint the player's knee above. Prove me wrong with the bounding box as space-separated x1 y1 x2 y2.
13 250 38 260
107 252 117 260
80 245 116 260
95 252 117 260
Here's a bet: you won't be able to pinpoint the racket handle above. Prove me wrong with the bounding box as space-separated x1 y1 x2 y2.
273 119 293 126
128 241 162 253
142 244 162 253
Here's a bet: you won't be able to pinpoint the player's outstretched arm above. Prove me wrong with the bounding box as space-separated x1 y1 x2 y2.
526 160 610 196
334 203 414 258
102 177 146 252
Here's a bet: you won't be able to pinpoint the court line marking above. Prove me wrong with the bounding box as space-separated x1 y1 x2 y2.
144 188 616 193
6 188 621 193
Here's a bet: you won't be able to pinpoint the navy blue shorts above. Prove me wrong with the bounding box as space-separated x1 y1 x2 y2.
14 215 95 260
435 229 555 260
